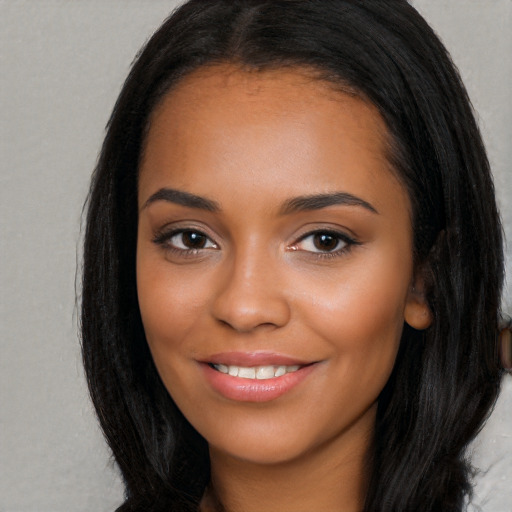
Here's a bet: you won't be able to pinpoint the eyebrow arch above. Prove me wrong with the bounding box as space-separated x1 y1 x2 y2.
280 192 378 215
142 188 220 212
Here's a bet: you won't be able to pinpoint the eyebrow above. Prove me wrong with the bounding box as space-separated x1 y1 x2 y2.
279 192 378 215
142 188 378 215
142 188 220 212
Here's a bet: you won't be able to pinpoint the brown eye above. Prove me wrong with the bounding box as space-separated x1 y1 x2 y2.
312 233 339 252
154 229 218 252
181 231 208 249
292 230 354 256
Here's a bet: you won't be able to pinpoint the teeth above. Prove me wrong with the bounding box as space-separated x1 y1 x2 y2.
256 366 275 379
238 367 256 379
213 364 301 380
275 366 286 377
216 364 229 374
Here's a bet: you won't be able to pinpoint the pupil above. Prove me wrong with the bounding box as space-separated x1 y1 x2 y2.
183 231 206 248
314 233 338 251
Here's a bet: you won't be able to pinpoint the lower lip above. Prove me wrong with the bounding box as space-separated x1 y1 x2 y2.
200 363 316 402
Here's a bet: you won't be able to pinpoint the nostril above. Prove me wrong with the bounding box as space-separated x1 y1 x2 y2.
216 317 281 333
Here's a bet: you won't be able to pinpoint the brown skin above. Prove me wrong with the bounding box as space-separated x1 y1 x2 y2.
136 65 432 512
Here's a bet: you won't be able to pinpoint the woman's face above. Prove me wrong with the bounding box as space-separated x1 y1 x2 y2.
137 65 430 466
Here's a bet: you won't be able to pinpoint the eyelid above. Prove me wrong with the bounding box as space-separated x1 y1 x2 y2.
172 230 218 250
152 225 219 251
288 228 359 256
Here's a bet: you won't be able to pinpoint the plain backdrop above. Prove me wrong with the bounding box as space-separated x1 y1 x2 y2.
1 1 511 511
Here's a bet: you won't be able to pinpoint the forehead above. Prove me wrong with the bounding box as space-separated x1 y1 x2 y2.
139 64 408 217
152 64 357 115
145 64 388 151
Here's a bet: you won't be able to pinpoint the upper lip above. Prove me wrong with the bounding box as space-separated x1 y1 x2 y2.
203 351 313 367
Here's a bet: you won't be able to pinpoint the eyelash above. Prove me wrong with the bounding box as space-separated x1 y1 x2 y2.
291 229 358 260
152 228 218 257
152 228 358 259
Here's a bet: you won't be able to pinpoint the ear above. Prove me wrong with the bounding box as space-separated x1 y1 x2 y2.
404 273 433 330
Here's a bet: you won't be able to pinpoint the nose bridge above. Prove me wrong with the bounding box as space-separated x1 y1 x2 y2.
211 238 290 332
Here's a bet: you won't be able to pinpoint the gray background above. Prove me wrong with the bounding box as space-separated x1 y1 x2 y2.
1 1 510 511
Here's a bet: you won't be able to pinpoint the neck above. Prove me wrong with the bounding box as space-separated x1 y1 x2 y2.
202 420 373 512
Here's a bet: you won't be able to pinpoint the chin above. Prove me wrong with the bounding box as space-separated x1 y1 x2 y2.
209 435 315 466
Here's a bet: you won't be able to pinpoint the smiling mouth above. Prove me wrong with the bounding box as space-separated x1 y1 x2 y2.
203 358 316 402
209 363 303 380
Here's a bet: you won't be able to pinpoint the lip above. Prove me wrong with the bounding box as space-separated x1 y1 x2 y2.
199 352 317 403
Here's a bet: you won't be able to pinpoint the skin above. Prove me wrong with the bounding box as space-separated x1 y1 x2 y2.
136 65 431 512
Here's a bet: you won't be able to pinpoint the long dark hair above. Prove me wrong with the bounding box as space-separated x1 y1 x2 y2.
81 1 505 510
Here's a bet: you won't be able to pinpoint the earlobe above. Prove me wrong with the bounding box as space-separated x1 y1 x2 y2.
404 278 433 330
404 297 432 330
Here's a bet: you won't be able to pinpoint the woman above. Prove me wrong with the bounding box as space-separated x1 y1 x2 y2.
81 1 507 510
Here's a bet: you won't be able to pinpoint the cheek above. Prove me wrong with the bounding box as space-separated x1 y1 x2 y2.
295 250 411 377
136 253 210 359
136 260 215 409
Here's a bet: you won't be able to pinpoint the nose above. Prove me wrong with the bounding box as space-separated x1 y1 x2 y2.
211 247 291 333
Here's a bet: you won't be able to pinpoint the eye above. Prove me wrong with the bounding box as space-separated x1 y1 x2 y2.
170 230 216 250
292 230 355 255
154 229 218 252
